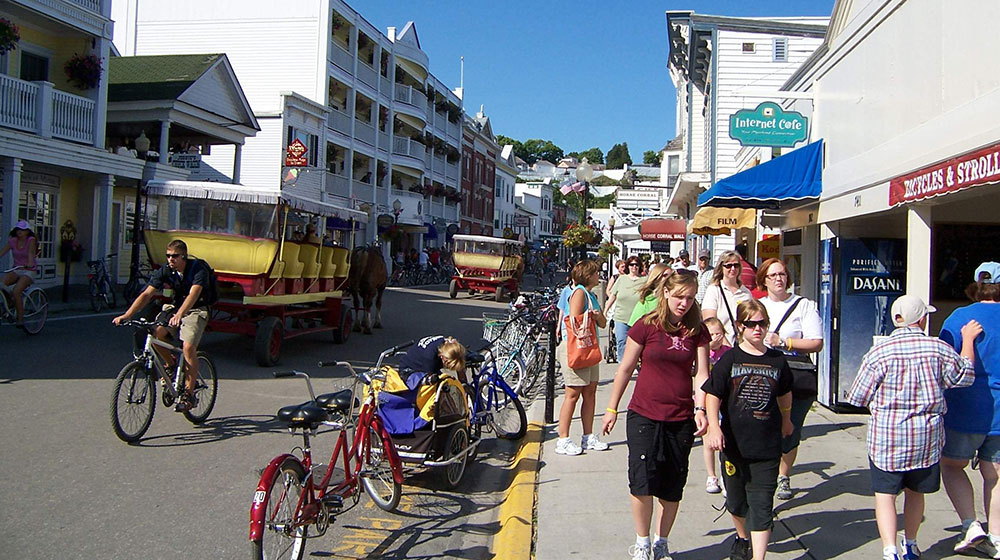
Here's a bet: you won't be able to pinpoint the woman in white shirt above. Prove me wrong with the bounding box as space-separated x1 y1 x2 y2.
756 257 824 502
701 250 753 345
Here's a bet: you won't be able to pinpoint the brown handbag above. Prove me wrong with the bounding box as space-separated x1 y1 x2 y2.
563 288 602 369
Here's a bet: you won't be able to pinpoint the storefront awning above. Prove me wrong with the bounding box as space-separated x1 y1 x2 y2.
698 140 823 209
689 207 757 236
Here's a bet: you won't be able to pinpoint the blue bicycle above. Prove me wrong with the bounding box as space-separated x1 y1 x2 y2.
465 332 529 446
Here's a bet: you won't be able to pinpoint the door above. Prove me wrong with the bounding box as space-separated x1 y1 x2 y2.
18 184 58 280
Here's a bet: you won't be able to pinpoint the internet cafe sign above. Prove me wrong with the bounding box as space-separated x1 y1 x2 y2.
890 141 1000 205
729 102 808 147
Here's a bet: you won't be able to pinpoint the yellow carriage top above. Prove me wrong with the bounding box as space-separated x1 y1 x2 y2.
451 234 524 282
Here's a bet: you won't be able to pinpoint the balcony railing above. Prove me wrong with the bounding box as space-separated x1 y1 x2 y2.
330 42 353 74
446 163 459 182
326 172 350 198
327 108 351 135
447 120 459 140
393 84 412 105
357 61 377 89
353 180 372 198
433 112 446 132
377 131 389 152
354 120 375 146
411 89 427 110
379 75 391 96
392 137 424 160
68 0 102 12
0 75 94 145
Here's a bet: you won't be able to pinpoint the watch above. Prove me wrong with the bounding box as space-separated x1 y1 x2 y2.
694 406 707 413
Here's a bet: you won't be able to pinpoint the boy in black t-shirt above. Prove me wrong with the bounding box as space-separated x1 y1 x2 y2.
703 299 794 560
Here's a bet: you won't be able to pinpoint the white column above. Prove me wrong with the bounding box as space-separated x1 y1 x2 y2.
158 121 170 164
93 174 115 260
93 37 110 149
232 144 242 184
35 81 53 138
1 157 23 239
906 205 933 303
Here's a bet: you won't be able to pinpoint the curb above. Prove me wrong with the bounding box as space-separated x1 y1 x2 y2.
492 396 546 560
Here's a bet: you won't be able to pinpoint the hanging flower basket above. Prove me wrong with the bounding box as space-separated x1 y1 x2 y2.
598 241 619 259
0 18 19 55
64 53 103 90
380 224 403 242
562 223 598 248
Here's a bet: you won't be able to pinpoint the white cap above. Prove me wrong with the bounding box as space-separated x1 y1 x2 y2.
891 294 936 327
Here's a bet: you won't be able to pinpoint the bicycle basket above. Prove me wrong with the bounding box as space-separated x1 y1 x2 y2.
482 312 529 354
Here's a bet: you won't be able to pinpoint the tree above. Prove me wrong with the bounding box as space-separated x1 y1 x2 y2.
497 135 530 164
577 147 604 165
643 150 662 165
523 139 564 164
606 142 633 169
591 175 619 186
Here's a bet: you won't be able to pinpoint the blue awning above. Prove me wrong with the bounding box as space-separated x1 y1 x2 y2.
423 222 438 240
698 139 823 209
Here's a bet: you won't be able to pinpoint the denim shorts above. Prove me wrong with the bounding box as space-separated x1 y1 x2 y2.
869 458 940 495
943 429 1000 463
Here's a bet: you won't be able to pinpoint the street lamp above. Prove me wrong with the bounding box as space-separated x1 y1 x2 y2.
575 158 594 260
392 198 402 223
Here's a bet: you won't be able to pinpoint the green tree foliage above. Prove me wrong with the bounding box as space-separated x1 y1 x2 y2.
643 150 662 165
607 142 633 169
497 135 564 165
577 147 604 165
591 175 619 186
553 189 617 215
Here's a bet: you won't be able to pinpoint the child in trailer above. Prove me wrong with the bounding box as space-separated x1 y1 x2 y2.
703 299 793 560
702 316 732 495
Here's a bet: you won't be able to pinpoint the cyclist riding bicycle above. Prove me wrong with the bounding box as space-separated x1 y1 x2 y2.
113 239 213 412
0 220 38 328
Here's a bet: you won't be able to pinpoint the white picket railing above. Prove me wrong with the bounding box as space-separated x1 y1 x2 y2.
327 108 351 135
0 74 39 132
0 74 95 145
326 172 350 198
354 120 375 146
393 84 411 105
67 0 102 12
52 89 95 144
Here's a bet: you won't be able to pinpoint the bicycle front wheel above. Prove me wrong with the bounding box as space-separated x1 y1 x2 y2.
102 277 117 309
494 354 527 395
252 459 308 560
361 424 401 512
110 361 156 443
483 381 527 440
22 289 47 335
182 352 218 424
89 278 104 312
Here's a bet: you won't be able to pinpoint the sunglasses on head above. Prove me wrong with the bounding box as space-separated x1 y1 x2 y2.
741 319 768 330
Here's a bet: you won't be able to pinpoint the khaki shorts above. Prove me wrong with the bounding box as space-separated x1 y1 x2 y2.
157 304 209 347
558 337 601 386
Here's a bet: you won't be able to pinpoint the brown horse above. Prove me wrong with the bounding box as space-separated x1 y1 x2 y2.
348 245 387 334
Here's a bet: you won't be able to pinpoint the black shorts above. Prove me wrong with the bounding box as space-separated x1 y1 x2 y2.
626 411 695 502
869 458 940 495
721 453 779 532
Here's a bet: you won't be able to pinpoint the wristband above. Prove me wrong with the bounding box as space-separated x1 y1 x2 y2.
786 338 794 351
694 406 707 413
780 406 792 412
606 407 617 414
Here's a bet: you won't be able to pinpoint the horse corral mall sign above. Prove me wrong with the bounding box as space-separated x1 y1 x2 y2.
729 102 808 147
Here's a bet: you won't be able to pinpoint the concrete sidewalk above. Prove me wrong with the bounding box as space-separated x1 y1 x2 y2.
529 358 985 559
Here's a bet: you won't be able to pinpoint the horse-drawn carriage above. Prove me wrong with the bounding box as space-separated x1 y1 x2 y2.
448 234 524 302
142 180 381 366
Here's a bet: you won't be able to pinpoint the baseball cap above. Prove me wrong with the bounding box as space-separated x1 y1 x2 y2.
14 220 29 230
891 294 936 327
678 249 690 258
974 262 1000 284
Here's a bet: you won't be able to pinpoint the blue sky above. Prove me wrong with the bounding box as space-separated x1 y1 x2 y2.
362 0 834 161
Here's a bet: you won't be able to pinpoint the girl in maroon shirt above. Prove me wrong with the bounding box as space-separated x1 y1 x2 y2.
602 270 711 559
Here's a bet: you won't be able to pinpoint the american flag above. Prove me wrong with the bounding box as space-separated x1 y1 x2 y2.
560 181 585 195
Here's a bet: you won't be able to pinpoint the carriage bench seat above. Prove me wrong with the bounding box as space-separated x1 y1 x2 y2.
144 230 279 276
276 403 329 429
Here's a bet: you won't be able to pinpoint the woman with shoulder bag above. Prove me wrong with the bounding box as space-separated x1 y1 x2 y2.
555 259 608 456
756 258 824 501
702 250 754 345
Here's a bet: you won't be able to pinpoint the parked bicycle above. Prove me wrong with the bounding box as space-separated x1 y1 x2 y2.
87 253 117 312
110 318 218 442
0 266 47 335
465 340 529 451
122 258 154 304
249 344 407 560
481 291 559 397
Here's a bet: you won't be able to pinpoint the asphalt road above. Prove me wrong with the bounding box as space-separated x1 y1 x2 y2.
0 285 524 559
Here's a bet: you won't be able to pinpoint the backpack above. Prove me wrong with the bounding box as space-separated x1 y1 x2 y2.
189 257 219 306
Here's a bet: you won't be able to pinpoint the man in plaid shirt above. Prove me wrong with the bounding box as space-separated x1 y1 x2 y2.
847 294 981 560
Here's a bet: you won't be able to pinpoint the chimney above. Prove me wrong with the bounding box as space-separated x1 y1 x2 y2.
387 27 396 41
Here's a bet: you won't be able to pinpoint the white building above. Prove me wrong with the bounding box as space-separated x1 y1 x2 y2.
114 0 464 251
514 181 553 241
494 144 517 236
664 11 827 263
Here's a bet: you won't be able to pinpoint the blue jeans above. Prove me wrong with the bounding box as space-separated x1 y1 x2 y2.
614 320 630 361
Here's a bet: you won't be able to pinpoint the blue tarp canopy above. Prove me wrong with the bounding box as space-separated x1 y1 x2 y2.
698 139 823 209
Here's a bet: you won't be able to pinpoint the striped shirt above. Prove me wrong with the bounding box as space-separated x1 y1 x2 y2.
846 327 974 471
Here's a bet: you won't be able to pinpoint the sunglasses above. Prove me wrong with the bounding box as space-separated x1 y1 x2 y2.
628 262 640 267
165 253 184 259
741 319 768 330
722 263 740 269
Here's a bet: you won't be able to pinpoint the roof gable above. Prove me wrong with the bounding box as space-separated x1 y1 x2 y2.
109 54 221 101
396 21 420 49
178 57 257 130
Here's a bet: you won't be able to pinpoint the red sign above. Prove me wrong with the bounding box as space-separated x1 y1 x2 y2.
639 219 686 241
285 139 308 167
889 141 1000 205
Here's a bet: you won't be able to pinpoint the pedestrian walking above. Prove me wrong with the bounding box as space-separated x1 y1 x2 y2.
604 257 645 361
756 258 824 500
703 299 794 560
940 262 1000 557
555 259 608 456
702 250 753 346
701 316 731 495
601 271 710 560
846 294 979 560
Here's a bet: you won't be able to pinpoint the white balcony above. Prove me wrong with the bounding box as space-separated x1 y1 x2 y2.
447 120 459 140
392 136 424 169
446 162 459 182
354 120 375 146
353 180 372 198
326 172 350 198
433 112 446 132
393 84 412 105
379 75 391 97
411 89 427 111
327 108 351 135
68 0 102 12
357 61 377 90
424 150 431 169
330 42 353 74
0 75 95 145
377 131 389 152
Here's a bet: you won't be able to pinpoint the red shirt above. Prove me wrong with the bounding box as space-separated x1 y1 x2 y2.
627 319 711 422
740 259 757 291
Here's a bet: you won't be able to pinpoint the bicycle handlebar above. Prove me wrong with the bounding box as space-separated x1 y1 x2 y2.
272 371 302 378
117 318 169 329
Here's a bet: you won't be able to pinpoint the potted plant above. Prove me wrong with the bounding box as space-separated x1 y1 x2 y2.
598 241 619 260
0 18 19 55
64 53 103 90
562 223 598 248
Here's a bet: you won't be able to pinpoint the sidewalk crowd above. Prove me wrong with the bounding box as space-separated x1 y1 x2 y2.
537 254 1000 560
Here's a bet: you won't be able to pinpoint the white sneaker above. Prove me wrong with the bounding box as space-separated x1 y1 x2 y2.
628 543 652 560
652 540 672 560
955 520 988 553
555 437 583 456
582 433 609 451
706 476 722 494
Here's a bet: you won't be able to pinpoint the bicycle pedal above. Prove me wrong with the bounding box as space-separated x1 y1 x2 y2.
321 494 344 512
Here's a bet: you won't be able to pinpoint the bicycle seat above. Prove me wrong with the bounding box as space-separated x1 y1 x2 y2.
465 350 486 365
276 403 329 429
315 389 354 413
86 260 100 267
